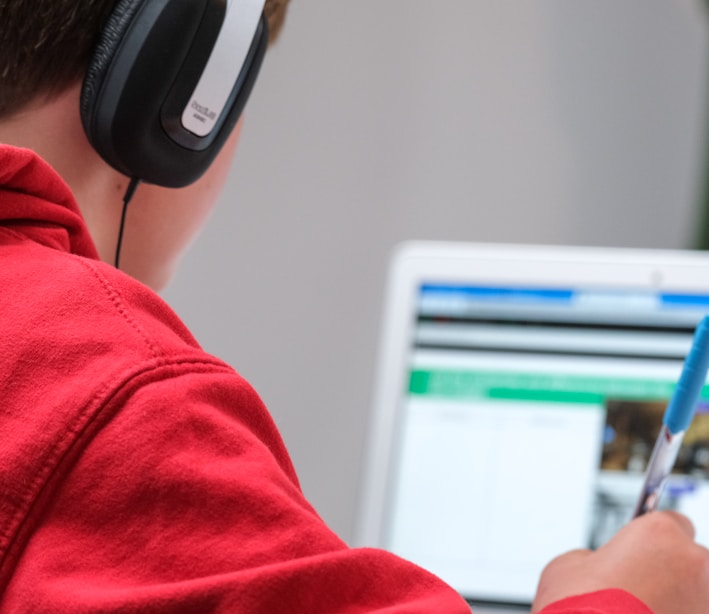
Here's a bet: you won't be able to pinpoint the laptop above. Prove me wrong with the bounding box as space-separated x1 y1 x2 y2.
355 241 709 613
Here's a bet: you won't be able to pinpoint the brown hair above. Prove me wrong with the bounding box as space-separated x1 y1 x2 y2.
0 0 290 118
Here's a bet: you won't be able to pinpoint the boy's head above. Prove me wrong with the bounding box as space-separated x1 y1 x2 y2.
0 0 290 120
0 0 291 290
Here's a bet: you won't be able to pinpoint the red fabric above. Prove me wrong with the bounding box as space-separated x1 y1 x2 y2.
0 145 651 613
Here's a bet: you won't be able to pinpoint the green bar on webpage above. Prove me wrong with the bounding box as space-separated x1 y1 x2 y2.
408 368 709 404
487 388 604 404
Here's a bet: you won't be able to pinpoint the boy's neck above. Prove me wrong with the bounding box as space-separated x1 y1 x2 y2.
0 84 128 263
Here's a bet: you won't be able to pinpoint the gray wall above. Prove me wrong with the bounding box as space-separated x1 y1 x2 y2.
163 1 709 542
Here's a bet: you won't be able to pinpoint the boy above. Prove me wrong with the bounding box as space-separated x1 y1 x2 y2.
0 1 707 612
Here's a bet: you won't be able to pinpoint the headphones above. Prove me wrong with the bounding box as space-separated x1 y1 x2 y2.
80 0 268 188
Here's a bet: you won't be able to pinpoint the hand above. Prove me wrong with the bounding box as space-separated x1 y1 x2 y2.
532 511 709 614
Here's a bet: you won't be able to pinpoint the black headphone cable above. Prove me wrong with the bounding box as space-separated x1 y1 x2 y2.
114 177 141 269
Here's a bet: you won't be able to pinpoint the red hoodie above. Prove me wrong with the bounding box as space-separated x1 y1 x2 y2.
0 145 651 613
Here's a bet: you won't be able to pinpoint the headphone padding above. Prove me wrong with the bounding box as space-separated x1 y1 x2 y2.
80 0 144 134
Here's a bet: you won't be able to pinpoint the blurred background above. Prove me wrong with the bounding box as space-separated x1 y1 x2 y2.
163 0 709 543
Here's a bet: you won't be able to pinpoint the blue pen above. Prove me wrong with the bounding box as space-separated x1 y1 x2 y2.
632 315 709 517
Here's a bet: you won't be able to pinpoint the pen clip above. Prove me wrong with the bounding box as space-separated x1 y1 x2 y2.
632 424 685 517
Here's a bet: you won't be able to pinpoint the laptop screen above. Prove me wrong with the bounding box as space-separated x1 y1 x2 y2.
377 277 709 605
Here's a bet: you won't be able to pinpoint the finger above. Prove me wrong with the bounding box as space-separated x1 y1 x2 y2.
550 548 591 563
656 510 696 540
533 551 591 613
540 548 591 576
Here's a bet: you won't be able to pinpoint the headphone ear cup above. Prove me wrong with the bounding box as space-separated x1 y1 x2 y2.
80 0 143 138
81 0 267 187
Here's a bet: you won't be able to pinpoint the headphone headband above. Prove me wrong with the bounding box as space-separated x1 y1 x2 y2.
183 0 265 138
